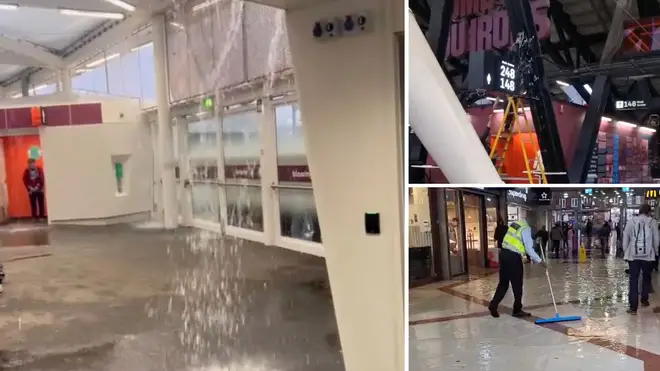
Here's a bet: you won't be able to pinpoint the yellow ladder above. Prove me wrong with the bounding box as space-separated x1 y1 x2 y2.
488 97 548 184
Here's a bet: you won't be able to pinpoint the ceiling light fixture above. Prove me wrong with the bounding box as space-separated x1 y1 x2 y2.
556 80 570 87
583 84 593 94
602 117 612 122
86 53 120 68
0 4 18 10
60 9 125 20
102 0 136 11
640 126 656 133
617 120 637 128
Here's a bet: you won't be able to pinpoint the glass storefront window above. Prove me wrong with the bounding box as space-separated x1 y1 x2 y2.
275 103 321 242
409 188 433 282
222 110 263 231
485 196 499 250
463 193 484 268
445 190 465 276
187 115 220 222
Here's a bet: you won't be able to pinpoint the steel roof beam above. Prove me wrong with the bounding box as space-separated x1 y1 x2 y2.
62 11 151 66
0 35 64 68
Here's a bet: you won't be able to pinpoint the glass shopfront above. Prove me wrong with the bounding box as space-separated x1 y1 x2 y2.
167 81 323 256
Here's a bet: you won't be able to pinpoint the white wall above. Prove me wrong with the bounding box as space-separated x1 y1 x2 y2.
40 100 152 223
286 0 403 370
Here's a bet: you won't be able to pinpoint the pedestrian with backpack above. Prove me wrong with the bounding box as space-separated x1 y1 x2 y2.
623 204 659 314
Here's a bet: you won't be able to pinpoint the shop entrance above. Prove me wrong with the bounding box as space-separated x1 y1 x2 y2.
3 135 46 219
462 193 487 271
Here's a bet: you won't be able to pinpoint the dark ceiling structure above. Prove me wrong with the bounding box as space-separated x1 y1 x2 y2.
410 0 660 184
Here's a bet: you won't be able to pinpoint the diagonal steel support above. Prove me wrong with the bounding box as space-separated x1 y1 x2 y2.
568 0 635 183
504 0 568 183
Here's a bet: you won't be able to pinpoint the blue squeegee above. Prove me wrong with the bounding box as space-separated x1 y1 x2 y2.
534 247 582 325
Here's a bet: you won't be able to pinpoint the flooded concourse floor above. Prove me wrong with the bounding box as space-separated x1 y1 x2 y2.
0 223 343 371
409 256 660 371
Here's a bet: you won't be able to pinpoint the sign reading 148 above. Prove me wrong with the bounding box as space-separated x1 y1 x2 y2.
499 60 517 93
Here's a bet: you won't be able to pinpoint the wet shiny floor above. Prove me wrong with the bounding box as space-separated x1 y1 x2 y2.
0 224 343 370
409 256 660 371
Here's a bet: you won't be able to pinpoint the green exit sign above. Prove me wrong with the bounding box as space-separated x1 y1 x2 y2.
203 97 213 110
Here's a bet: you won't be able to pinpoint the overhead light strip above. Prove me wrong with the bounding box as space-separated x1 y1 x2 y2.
0 4 18 10
86 53 120 68
60 8 125 20
102 0 136 12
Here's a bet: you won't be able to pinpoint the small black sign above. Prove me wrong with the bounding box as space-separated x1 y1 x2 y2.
534 188 552 205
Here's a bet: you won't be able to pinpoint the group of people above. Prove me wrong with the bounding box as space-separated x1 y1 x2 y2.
488 204 660 317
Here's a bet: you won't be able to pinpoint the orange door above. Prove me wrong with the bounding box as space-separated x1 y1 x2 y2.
3 135 45 218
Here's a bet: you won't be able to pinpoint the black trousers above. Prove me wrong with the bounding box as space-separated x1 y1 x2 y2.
552 240 560 256
629 259 653 311
28 191 45 218
489 248 524 312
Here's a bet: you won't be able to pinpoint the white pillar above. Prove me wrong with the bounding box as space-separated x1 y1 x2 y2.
21 76 29 97
153 14 178 229
286 1 404 371
58 69 72 93
409 12 503 184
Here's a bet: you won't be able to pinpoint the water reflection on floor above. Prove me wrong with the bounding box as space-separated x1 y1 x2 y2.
409 257 660 371
0 225 343 371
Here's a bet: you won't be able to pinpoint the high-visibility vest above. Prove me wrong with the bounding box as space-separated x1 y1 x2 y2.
502 219 529 255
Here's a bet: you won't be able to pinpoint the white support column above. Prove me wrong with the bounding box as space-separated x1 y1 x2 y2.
409 12 503 183
21 76 29 97
286 1 404 371
258 97 278 245
57 69 72 93
153 14 178 230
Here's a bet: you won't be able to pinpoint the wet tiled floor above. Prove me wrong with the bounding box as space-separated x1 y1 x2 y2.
0 224 343 371
409 255 660 371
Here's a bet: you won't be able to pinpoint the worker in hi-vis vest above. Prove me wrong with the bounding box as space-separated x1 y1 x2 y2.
489 218 547 318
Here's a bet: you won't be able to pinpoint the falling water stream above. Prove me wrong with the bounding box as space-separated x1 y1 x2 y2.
167 1 288 369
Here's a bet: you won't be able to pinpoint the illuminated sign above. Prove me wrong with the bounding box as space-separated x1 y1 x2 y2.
446 0 551 58
646 190 658 198
584 189 593 195
615 100 648 111
468 52 521 94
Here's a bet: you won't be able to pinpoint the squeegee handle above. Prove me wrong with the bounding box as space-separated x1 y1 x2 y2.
538 246 559 315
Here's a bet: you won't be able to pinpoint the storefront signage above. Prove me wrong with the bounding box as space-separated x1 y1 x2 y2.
446 0 551 58
507 189 527 202
534 188 551 205
225 165 312 183
646 189 658 199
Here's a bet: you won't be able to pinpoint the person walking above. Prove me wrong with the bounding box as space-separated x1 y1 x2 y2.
489 218 547 318
623 204 659 315
550 222 563 257
599 221 612 257
534 225 549 256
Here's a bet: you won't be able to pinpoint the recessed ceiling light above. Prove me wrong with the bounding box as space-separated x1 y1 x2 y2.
102 0 136 11
60 9 125 20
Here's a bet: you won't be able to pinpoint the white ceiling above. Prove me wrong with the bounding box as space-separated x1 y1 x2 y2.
0 0 165 84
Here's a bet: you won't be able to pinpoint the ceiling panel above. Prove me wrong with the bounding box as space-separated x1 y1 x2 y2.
0 6 106 50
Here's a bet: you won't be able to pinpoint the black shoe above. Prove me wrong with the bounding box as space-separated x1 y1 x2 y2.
512 310 531 317
625 269 630 274
627 309 637 315
488 306 500 318
642 301 650 307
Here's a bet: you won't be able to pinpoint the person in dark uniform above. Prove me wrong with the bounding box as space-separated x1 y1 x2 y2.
22 159 45 220
489 218 547 318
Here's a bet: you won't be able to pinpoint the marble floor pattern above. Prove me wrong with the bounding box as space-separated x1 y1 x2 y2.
410 256 660 371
